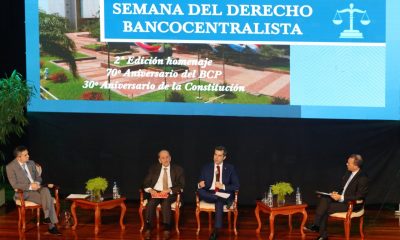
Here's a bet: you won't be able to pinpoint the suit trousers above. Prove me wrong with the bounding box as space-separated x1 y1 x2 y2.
146 194 177 230
198 188 228 229
23 187 58 224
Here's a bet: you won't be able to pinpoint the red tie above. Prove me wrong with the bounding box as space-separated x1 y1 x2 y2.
215 165 221 192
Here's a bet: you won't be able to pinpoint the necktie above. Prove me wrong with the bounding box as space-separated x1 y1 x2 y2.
215 165 221 192
163 168 169 191
22 163 34 183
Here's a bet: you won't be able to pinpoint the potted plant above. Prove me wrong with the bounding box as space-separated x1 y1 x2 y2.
0 70 34 206
85 177 108 202
271 182 294 206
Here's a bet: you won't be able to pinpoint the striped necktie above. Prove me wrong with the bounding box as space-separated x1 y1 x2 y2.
163 168 169 190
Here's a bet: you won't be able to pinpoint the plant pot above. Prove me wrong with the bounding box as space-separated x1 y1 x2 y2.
92 190 102 202
277 195 285 207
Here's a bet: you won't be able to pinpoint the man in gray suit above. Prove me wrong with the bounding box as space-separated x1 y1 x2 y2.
6 146 61 235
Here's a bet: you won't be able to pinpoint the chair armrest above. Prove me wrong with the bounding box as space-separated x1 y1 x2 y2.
195 190 200 208
139 189 145 206
233 190 239 209
345 199 364 220
14 189 26 206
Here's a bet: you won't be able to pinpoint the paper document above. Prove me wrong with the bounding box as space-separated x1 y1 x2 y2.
215 192 230 199
151 192 168 199
66 194 90 199
315 191 331 196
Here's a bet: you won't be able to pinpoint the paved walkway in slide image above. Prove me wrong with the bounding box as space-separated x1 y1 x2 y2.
55 32 290 99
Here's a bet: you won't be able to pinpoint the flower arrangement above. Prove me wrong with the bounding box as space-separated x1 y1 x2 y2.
271 182 294 203
85 177 108 201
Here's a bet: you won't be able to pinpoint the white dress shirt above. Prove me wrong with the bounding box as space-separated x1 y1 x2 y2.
210 163 225 191
145 166 172 193
340 169 359 202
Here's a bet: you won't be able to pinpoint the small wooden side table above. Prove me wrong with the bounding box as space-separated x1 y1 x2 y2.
69 197 127 235
255 200 308 240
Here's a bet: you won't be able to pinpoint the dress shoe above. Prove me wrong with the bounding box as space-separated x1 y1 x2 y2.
48 226 62 236
304 224 319 232
209 230 218 240
43 217 51 224
163 230 171 240
144 229 151 240
316 236 328 240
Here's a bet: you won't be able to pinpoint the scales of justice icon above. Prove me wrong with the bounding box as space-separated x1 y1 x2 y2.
332 3 371 39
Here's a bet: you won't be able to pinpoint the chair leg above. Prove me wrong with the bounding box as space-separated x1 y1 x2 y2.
195 208 201 235
21 207 26 232
18 208 21 229
56 201 60 220
227 211 232 231
156 208 160 230
174 209 180 234
360 216 365 240
36 208 40 227
208 212 212 231
233 209 238 235
344 220 351 240
139 207 145 233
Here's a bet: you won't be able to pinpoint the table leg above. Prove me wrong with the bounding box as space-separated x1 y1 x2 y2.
269 212 275 240
300 209 308 238
255 205 261 233
71 202 78 230
94 206 100 235
288 214 293 232
120 202 126 230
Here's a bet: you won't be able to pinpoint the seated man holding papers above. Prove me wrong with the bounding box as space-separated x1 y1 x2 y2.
197 146 240 240
304 154 368 240
142 150 185 240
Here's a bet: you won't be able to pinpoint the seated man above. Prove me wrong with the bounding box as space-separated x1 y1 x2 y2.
6 146 61 235
304 154 368 240
143 149 185 240
197 146 240 240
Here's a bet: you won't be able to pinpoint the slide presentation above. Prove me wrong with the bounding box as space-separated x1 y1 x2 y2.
25 0 400 119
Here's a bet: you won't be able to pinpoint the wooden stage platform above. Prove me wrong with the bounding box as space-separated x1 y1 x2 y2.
1 201 399 239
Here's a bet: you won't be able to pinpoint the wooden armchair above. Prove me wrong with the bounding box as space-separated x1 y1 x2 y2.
195 190 239 235
329 200 365 240
15 185 60 232
138 189 182 234
14 163 60 232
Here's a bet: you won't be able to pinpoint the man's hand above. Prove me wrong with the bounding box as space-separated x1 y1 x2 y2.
30 182 40 190
215 182 224 189
149 189 157 195
161 189 171 194
330 191 342 201
198 181 205 188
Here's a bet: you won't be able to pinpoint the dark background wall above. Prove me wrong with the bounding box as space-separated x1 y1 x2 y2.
1 0 400 206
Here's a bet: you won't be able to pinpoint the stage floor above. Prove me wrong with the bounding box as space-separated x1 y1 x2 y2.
1 201 399 239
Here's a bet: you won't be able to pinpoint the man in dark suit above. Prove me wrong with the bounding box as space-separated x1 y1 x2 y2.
143 149 185 240
304 154 368 240
198 146 240 240
6 146 61 235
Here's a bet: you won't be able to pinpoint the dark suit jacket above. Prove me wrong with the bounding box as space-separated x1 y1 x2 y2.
199 162 240 194
143 163 185 194
340 169 368 202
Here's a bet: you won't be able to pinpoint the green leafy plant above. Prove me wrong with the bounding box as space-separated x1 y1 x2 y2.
0 70 34 185
271 182 294 201
85 177 108 193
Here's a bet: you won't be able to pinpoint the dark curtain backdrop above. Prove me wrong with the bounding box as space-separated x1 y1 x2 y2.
1 0 400 206
23 113 400 206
